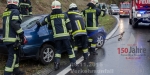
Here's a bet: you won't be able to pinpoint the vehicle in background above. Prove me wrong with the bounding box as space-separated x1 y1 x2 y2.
110 4 117 7
108 6 120 15
119 2 131 17
129 0 150 28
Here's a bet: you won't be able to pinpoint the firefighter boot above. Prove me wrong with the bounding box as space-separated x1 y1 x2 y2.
13 68 25 75
89 47 98 55
71 63 77 69
83 53 88 60
54 62 60 70
90 48 98 55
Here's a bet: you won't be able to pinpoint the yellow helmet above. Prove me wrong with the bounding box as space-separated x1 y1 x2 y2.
51 0 61 10
7 0 19 6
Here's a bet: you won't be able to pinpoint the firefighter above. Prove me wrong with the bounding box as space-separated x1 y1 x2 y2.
101 4 106 16
82 0 101 55
2 0 25 75
66 3 89 60
37 0 76 70
19 0 32 16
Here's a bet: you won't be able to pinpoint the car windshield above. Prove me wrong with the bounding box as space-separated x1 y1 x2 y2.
112 6 119 9
20 16 43 29
121 4 130 8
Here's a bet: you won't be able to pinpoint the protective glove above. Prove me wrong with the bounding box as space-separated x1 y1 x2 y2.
18 32 25 45
36 21 41 28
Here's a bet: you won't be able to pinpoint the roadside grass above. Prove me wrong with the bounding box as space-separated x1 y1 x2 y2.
99 14 116 33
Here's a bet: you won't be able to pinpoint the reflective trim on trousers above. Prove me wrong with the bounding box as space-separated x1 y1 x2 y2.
5 54 16 72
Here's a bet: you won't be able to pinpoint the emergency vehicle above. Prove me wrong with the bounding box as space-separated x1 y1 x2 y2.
129 0 150 28
119 2 131 17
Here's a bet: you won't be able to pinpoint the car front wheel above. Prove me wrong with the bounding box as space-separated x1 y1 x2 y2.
96 33 105 48
39 44 55 65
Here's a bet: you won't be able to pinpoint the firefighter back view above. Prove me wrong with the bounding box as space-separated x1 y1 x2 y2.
2 0 25 75
82 0 101 55
67 3 89 60
39 0 76 70
19 0 32 16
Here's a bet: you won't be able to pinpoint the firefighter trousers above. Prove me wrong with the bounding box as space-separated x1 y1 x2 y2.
87 31 97 53
73 35 88 59
54 39 76 63
4 43 19 75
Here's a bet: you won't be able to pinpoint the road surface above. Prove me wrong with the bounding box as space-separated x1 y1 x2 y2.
50 15 150 75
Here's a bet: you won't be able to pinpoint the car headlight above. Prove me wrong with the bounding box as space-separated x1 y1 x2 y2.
137 14 142 17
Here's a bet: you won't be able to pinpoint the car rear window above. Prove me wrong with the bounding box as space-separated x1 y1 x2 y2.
21 16 43 29
121 4 130 8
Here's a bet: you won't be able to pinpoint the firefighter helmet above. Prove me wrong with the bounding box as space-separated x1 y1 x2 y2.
69 3 77 9
7 0 19 6
51 0 61 10
91 0 99 5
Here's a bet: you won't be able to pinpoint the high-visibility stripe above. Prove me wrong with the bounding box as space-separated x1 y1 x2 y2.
54 33 70 38
2 11 11 17
66 18 70 23
20 14 23 20
19 3 30 6
5 54 16 72
3 38 17 42
55 54 61 58
75 20 80 30
83 48 88 53
86 27 99 30
72 30 87 36
88 38 93 42
73 32 87 37
91 44 96 48
77 20 82 30
51 20 56 35
14 64 19 68
85 14 87 27
12 16 19 20
93 13 96 27
29 12 32 14
5 17 9 38
16 28 23 34
62 19 67 33
68 12 82 15
45 18 48 23
69 54 75 58
74 46 78 51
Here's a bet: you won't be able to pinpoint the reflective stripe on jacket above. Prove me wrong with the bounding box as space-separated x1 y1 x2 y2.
2 8 23 43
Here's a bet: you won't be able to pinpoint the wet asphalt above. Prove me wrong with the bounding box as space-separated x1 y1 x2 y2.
50 15 150 75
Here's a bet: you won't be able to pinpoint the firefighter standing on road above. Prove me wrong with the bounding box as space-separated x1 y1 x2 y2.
2 0 25 75
19 0 32 16
38 0 76 70
66 3 89 60
82 0 101 55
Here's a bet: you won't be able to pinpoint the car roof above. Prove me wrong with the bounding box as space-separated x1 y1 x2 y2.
22 14 48 22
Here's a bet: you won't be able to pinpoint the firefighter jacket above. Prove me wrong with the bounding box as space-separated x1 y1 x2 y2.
66 10 87 37
19 0 32 16
41 9 72 40
2 4 23 44
82 3 101 31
